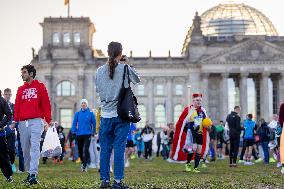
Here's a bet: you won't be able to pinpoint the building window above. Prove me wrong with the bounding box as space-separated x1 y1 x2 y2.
137 105 146 128
60 109 73 128
74 32 80 45
156 84 164 95
56 81 75 96
63 32 71 46
174 104 183 124
137 84 144 96
228 78 240 114
175 84 183 95
155 104 166 128
52 32 60 44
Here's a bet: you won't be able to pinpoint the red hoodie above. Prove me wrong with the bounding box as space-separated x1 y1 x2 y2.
14 80 51 124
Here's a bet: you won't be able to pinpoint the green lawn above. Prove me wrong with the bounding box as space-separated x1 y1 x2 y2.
1 157 283 189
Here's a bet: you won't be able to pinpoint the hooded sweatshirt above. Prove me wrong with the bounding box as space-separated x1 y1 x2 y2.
14 80 51 124
71 107 96 136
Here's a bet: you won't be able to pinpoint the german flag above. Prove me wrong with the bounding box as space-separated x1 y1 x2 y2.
64 0 69 5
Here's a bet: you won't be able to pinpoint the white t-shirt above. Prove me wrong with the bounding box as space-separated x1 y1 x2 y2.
268 120 278 130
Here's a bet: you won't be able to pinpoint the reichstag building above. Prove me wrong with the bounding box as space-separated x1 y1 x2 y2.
33 2 284 128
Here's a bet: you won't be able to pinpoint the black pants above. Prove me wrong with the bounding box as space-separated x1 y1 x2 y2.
0 136 12 178
6 134 16 164
76 135 91 167
144 141 152 159
156 143 161 157
229 134 240 164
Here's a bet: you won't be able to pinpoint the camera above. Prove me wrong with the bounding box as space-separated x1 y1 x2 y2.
120 55 127 61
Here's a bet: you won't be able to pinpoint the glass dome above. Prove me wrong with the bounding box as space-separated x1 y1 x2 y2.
201 3 278 36
181 3 278 55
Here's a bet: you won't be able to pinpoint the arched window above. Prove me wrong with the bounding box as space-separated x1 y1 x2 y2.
56 81 75 96
52 32 60 44
63 32 71 46
174 104 183 124
74 32 80 45
137 104 146 128
155 104 166 128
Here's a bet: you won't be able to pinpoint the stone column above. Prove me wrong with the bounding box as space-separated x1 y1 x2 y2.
260 72 270 121
77 75 85 110
147 77 154 125
44 75 52 95
166 77 173 123
200 73 209 110
239 73 248 120
220 73 229 121
278 73 284 108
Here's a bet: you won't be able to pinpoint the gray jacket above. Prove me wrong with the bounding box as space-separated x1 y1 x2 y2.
96 63 140 116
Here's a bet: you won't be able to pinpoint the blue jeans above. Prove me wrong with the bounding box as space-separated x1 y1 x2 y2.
99 117 130 181
261 141 269 163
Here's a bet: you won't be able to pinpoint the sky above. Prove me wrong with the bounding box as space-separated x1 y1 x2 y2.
0 0 284 102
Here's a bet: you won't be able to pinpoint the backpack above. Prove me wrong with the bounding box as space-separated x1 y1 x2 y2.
266 127 276 141
276 123 282 136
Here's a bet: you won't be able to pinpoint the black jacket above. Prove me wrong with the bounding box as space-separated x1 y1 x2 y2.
226 111 241 136
0 96 12 128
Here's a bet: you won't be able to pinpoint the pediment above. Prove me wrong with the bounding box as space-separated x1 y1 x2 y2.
200 39 284 64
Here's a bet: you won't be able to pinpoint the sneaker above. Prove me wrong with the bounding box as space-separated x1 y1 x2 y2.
269 157 276 163
130 154 136 160
201 163 207 168
16 170 25 174
23 174 31 184
88 163 97 169
11 164 16 173
28 174 38 185
6 176 13 183
238 160 245 164
112 180 129 189
281 167 284 175
59 160 63 165
68 157 73 161
192 168 200 173
255 158 263 163
277 162 282 168
125 160 130 168
81 166 88 172
76 158 81 164
185 163 192 172
100 181 111 189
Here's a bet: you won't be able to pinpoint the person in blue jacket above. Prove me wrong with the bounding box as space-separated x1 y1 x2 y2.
71 99 96 172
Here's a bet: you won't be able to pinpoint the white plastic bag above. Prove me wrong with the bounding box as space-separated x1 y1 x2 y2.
41 125 62 158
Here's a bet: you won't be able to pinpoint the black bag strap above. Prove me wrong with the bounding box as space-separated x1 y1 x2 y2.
122 65 130 88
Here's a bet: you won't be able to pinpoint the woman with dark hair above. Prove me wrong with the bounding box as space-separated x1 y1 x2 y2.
278 103 284 175
96 41 140 188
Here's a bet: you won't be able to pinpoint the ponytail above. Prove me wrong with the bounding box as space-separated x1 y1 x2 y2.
107 42 123 80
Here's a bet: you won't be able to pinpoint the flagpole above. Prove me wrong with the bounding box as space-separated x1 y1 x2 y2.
68 0 70 18
187 85 191 110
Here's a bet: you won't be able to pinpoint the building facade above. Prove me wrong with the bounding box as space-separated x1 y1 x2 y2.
33 3 284 128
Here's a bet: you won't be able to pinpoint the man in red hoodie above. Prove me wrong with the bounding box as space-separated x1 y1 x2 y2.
14 64 51 185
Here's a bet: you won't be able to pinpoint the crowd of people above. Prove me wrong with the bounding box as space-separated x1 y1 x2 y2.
0 41 283 189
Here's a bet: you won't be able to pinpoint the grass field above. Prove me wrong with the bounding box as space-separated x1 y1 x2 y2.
0 157 283 189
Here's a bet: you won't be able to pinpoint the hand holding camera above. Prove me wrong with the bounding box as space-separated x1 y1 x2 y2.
120 55 133 66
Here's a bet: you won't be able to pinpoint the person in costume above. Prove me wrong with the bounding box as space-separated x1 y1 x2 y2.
171 93 211 173
278 103 284 175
